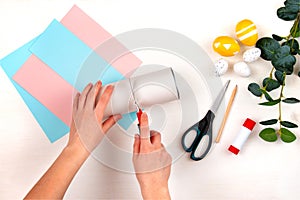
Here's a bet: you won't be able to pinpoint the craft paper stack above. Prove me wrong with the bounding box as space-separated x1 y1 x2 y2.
0 5 141 142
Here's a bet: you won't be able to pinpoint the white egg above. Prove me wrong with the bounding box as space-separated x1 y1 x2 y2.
233 61 251 77
243 47 261 63
214 58 229 76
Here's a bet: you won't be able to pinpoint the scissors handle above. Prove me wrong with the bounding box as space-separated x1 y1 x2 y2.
181 110 215 161
181 124 200 152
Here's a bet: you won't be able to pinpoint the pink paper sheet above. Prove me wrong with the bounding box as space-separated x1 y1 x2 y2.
61 5 141 76
13 56 76 126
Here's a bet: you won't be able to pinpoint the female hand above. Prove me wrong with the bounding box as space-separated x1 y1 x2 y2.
132 112 172 199
68 81 122 153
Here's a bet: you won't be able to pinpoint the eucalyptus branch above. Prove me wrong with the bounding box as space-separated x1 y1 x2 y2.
248 0 299 143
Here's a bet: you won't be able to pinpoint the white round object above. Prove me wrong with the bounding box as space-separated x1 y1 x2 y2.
214 58 229 76
243 47 261 63
233 61 251 77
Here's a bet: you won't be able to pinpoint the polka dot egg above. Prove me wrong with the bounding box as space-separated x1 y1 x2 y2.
235 19 258 46
214 58 229 76
243 47 261 63
213 36 240 57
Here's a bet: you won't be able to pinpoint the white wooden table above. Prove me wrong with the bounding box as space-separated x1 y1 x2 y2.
1 0 299 199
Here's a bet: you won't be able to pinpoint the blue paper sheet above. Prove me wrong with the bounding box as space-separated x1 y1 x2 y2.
29 19 126 91
118 112 138 130
29 20 92 86
0 38 70 142
28 19 136 130
1 20 136 142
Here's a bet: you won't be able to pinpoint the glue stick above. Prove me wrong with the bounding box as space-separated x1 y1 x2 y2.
228 118 256 155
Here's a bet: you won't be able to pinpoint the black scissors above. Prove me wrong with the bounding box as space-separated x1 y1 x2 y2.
181 80 230 161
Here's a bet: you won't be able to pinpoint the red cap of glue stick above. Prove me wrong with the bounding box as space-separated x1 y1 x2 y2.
228 118 256 155
243 118 256 131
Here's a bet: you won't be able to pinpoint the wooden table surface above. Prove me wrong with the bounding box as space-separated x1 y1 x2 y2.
1 0 299 199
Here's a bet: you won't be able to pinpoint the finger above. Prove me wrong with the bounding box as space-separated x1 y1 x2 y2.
86 81 102 109
150 130 162 148
72 92 80 112
69 119 76 138
95 85 114 120
140 112 150 139
140 113 151 149
78 83 93 110
133 134 140 154
102 114 122 133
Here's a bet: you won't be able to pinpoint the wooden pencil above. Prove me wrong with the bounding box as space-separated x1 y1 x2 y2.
215 85 238 143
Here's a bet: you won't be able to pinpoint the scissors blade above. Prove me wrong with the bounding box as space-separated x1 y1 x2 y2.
129 78 140 110
210 80 230 114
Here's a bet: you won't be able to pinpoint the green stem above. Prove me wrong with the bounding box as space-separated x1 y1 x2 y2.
278 72 286 133
262 67 275 92
269 67 275 79
286 11 300 40
278 93 282 130
290 13 300 52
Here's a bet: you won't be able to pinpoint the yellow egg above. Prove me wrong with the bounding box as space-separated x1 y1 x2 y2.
235 19 258 46
213 36 240 57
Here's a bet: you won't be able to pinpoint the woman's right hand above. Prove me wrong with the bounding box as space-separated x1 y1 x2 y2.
132 112 172 200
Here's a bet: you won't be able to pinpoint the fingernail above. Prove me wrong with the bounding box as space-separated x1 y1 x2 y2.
141 112 148 120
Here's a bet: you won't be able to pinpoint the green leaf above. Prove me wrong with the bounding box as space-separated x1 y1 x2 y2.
260 119 278 125
285 0 300 6
259 128 278 142
261 90 274 101
277 7 298 21
271 45 296 75
282 39 299 55
284 0 300 13
248 83 262 97
259 99 281 106
263 78 280 92
280 128 296 143
280 121 298 128
256 37 280 61
298 71 300 77
272 34 283 41
275 70 285 85
283 97 300 103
